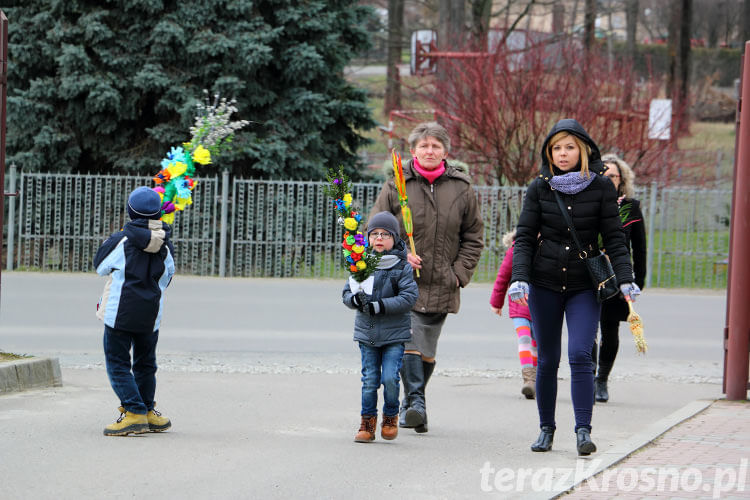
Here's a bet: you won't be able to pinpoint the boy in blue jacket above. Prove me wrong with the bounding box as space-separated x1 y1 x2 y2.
94 186 175 436
342 211 418 443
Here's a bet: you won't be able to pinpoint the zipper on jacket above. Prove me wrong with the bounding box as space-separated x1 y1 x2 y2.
430 179 440 299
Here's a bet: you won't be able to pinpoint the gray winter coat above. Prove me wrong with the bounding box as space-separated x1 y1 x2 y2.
342 240 419 347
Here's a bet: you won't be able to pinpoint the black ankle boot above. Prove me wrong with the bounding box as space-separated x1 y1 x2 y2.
594 379 609 402
576 428 597 456
530 426 555 452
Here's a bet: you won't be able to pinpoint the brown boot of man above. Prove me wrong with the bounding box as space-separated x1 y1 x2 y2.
381 415 398 440
521 366 536 399
354 415 377 443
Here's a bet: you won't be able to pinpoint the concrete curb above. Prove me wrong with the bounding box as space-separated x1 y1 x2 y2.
549 398 716 498
0 357 63 394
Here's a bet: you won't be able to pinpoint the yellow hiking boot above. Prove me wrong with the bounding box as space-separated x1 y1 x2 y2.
103 408 149 436
147 408 171 432
115 405 171 433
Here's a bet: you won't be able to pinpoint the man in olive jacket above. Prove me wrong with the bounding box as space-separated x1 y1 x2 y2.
369 121 484 433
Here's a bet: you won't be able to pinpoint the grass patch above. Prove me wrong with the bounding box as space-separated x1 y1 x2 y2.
0 351 33 362
10 266 44 272
679 121 736 185
650 229 729 288
680 121 736 152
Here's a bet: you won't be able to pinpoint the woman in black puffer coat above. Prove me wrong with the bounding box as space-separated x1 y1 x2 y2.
509 119 641 456
593 154 647 403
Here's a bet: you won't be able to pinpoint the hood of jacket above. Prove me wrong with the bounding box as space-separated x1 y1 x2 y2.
123 219 172 254
539 118 604 178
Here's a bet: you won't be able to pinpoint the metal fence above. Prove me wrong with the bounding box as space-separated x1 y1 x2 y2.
4 167 732 288
5 170 219 275
228 179 383 278
641 185 730 288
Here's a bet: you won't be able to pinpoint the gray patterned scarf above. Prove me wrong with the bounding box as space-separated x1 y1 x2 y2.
548 171 594 194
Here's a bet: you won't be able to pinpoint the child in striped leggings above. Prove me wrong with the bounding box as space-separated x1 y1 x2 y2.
490 230 537 398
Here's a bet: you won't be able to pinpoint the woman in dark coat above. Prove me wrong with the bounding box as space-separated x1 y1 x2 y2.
593 153 647 403
370 122 484 434
509 119 641 456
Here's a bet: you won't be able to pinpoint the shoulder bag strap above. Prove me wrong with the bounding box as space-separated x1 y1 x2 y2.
553 190 589 258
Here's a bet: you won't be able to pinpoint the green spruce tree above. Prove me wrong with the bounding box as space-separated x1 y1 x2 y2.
5 0 376 179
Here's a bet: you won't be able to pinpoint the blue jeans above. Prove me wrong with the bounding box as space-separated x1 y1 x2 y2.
359 342 405 417
528 285 600 432
103 325 159 415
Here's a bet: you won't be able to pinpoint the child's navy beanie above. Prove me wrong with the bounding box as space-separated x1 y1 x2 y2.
127 187 162 220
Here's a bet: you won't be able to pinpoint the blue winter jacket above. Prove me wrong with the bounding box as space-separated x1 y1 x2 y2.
342 240 418 347
94 219 175 333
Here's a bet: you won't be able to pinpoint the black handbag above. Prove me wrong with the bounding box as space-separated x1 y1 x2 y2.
553 191 619 302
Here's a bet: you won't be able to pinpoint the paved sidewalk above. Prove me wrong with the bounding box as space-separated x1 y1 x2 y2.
561 399 750 499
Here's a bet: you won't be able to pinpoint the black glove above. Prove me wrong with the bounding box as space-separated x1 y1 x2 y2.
352 292 370 312
351 294 363 308
367 300 385 316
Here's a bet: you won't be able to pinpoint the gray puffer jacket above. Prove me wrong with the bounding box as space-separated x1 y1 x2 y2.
342 240 419 347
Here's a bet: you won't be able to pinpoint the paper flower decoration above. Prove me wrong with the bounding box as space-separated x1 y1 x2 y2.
150 91 248 224
323 166 381 282
151 145 202 225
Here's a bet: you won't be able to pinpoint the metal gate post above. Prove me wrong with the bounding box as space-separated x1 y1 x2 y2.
0 11 7 304
6 162 15 270
218 168 229 277
645 181 658 289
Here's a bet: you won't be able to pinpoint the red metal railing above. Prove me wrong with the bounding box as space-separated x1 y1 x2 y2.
723 41 750 400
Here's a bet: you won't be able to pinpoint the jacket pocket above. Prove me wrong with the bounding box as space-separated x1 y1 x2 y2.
533 239 544 262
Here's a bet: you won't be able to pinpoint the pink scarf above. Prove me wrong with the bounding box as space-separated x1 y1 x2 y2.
412 158 446 184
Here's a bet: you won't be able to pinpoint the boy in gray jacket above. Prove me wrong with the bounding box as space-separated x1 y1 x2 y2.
342 211 418 443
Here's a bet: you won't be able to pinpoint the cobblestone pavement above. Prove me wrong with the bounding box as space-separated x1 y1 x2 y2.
562 400 750 499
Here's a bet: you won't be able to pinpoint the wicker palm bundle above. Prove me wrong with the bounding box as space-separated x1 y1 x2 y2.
626 298 647 354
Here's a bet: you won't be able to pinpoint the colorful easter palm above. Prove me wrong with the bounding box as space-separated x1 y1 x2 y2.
324 167 382 294
391 149 419 277
152 91 248 224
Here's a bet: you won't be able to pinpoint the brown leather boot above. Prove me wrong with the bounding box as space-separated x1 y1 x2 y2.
521 366 536 399
381 415 398 440
354 415 377 443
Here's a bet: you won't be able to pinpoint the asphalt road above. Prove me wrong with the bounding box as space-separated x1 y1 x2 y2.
0 272 726 499
0 272 726 383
